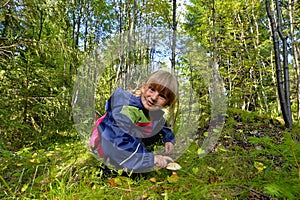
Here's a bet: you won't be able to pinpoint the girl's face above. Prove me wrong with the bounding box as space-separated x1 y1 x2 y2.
141 84 168 111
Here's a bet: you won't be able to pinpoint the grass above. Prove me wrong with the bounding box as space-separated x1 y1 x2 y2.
1 110 300 199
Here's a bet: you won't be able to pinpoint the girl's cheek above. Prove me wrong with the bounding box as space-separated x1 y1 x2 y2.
159 99 167 107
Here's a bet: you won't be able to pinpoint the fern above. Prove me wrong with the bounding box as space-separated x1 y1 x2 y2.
264 181 300 199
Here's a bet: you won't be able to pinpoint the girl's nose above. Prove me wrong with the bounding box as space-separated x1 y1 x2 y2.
151 92 159 101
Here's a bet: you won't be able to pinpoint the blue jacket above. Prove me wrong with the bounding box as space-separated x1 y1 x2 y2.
98 88 175 172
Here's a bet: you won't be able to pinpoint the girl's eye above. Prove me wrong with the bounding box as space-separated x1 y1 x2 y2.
159 94 166 100
149 87 155 92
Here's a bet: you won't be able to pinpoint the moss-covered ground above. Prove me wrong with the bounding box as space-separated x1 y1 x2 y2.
1 109 300 199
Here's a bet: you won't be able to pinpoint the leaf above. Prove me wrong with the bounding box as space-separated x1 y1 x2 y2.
142 192 148 199
46 152 53 157
213 129 220 133
254 161 266 172
192 167 199 174
207 166 217 173
150 177 157 183
107 176 135 187
197 148 206 155
166 162 182 170
12 172 21 177
107 178 119 187
16 163 23 167
117 169 123 176
218 147 227 152
167 172 179 183
21 184 28 192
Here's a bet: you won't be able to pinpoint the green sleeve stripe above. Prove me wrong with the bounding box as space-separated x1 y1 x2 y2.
120 106 150 123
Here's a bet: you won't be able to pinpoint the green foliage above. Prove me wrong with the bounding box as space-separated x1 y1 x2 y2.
0 0 82 150
184 0 281 114
1 110 299 199
1 0 300 199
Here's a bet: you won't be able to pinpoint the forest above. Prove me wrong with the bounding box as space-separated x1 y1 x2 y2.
1 0 300 199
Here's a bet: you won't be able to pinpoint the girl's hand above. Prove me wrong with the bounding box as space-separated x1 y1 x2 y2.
154 155 174 168
164 142 174 154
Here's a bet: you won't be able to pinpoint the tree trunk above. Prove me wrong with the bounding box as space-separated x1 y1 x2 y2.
75 7 82 49
83 2 90 52
37 7 43 41
275 0 292 123
288 0 300 120
115 0 124 88
266 0 292 127
171 0 177 74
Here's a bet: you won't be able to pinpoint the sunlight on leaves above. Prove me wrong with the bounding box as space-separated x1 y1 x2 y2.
21 183 28 192
254 161 267 172
197 148 206 155
46 151 55 157
117 169 123 176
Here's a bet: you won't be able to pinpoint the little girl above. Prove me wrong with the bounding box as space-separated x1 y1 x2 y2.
90 70 179 172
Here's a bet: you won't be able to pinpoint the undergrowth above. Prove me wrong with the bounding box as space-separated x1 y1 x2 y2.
1 109 300 199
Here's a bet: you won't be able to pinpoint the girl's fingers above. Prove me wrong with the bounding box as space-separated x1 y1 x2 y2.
163 156 174 163
154 155 174 168
165 142 174 154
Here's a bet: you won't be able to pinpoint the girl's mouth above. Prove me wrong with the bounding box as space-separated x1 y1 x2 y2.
147 99 154 106
146 98 161 109
146 99 154 107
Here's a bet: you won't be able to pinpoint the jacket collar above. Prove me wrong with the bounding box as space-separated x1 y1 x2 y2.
129 92 165 120
111 88 165 119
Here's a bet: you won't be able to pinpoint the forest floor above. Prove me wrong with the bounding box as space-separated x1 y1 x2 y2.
1 109 300 199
